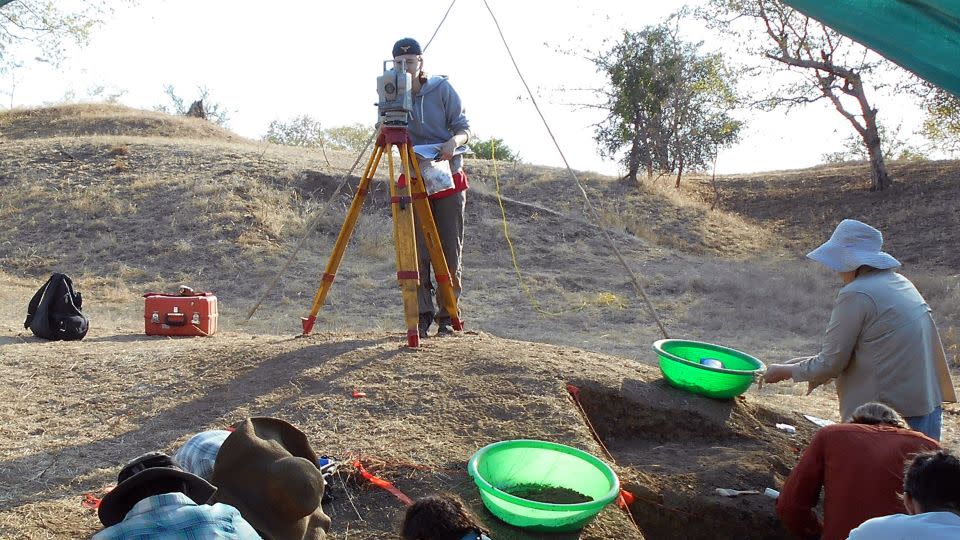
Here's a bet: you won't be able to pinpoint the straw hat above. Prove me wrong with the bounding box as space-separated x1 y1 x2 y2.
211 417 331 540
807 219 901 273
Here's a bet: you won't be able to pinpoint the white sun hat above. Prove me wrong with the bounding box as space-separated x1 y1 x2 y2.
806 219 901 273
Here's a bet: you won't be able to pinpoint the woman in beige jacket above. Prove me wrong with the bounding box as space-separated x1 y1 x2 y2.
763 219 956 440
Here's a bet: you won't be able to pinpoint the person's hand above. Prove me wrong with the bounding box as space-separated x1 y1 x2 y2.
763 364 796 384
439 138 458 161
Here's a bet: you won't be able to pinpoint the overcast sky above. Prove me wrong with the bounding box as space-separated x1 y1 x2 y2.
2 0 932 176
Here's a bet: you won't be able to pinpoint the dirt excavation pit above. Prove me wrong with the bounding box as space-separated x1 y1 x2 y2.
572 379 817 540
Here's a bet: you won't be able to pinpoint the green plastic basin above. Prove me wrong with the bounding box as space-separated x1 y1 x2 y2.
467 439 619 532
652 339 765 399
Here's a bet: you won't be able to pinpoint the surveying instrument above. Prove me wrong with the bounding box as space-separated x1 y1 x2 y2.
300 58 463 347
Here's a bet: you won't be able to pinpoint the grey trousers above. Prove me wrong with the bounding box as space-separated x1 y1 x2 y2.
416 190 466 320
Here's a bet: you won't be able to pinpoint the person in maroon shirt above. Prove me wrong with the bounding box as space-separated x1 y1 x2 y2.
776 402 939 540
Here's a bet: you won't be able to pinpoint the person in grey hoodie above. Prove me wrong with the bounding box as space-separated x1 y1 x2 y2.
392 37 471 338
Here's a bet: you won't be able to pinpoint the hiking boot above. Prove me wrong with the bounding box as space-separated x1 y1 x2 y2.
418 312 434 339
436 317 454 336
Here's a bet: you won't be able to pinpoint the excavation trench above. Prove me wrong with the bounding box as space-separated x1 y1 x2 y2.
572 380 812 540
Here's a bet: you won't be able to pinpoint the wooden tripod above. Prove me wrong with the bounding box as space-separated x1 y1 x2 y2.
301 126 463 347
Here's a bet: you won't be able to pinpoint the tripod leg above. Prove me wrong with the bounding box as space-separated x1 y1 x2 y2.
406 145 463 331
391 145 422 347
301 144 384 334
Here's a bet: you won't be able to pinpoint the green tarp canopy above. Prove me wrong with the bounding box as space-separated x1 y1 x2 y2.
783 0 960 96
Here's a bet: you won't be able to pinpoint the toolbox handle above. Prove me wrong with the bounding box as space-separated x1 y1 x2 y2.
143 290 215 298
164 312 187 326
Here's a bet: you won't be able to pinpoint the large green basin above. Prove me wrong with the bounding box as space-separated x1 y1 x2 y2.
652 339 765 399
467 439 619 532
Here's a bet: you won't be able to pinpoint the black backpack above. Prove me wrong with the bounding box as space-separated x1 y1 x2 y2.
24 273 89 341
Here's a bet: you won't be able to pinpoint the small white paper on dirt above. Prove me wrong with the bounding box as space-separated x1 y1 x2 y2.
803 414 836 428
775 423 797 434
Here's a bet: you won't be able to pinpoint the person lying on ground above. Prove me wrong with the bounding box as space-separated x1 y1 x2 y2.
92 451 261 539
776 402 939 540
401 495 492 540
846 449 960 539
762 219 956 440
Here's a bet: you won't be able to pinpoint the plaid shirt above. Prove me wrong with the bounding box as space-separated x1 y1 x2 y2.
173 430 230 480
91 493 262 539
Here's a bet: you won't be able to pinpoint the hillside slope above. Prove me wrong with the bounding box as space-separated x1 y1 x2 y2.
687 160 960 271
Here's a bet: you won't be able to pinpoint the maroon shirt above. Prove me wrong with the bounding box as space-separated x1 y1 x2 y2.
776 423 939 540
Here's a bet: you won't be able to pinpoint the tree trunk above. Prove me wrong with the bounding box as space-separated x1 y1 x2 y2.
626 140 641 186
862 109 892 191
674 154 684 189
186 100 206 119
627 118 644 187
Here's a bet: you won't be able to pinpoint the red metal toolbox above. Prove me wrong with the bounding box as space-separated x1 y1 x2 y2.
144 286 218 337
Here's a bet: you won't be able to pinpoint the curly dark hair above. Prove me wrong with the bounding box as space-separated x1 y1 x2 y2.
400 495 488 540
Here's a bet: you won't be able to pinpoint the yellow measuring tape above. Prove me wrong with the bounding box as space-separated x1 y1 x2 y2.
490 141 586 317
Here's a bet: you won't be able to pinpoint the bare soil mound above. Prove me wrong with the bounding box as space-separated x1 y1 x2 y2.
0 103 243 142
0 320 820 540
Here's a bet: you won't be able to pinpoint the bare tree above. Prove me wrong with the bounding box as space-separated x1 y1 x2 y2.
704 0 895 190
156 85 230 127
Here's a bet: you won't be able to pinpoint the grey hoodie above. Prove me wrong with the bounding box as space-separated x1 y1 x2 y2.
409 75 470 172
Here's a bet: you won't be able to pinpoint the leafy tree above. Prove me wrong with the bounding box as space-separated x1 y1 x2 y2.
322 123 374 153
918 85 960 155
265 115 325 147
0 1 136 73
155 85 230 127
264 117 374 155
591 25 742 186
703 0 897 191
467 136 519 162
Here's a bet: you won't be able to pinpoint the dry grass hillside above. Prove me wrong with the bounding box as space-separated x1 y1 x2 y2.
1 104 958 540
0 103 242 142
685 160 960 271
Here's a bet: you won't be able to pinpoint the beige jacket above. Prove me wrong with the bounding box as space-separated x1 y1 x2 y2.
794 269 957 420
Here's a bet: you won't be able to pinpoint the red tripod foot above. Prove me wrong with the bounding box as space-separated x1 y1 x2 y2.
451 317 464 331
406 329 420 348
301 316 317 335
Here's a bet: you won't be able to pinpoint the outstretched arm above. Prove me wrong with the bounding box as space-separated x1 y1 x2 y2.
763 291 872 386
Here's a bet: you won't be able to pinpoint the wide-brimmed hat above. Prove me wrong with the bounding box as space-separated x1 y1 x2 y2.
211 417 331 540
98 451 216 526
806 219 901 273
